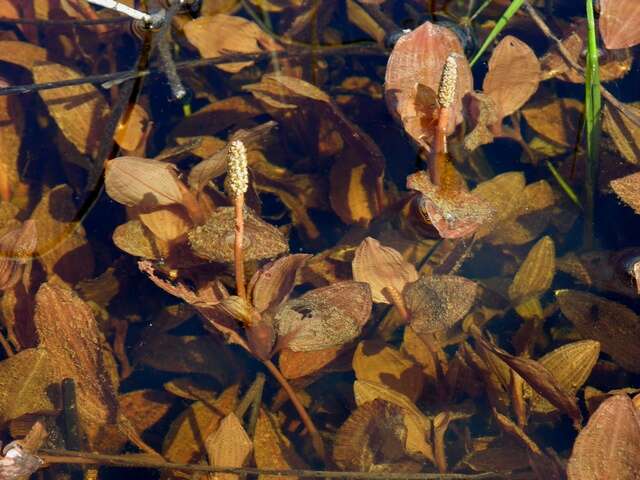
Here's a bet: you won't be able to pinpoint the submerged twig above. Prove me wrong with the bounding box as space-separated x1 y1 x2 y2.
39 449 501 478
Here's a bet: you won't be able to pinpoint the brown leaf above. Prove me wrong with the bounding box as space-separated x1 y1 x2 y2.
163 385 238 464
34 282 120 448
33 62 109 157
463 92 500 152
333 399 421 473
353 341 424 402
483 36 540 119
278 346 343 379
353 380 434 462
118 390 174 434
254 408 308 479
474 334 582 424
385 21 473 151
183 15 281 73
508 236 556 305
138 205 192 242
0 40 46 70
611 172 640 214
0 347 59 424
522 98 583 148
274 281 372 351
404 275 478 334
352 237 418 304
557 290 640 373
0 220 36 291
567 395 640 479
188 207 289 263
599 0 640 49
164 377 218 404
30 184 94 284
604 103 640 165
248 254 311 313
205 413 253 480
407 170 494 239
105 157 186 208
113 220 163 259
114 103 150 152
525 340 600 413
0 93 25 202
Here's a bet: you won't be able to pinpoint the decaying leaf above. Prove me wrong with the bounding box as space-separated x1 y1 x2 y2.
472 172 526 238
33 62 109 157
508 236 556 305
557 290 640 373
0 348 59 424
112 219 162 259
353 341 424 402
483 36 541 120
474 333 582 425
274 281 372 351
0 220 36 291
524 340 600 413
567 395 640 480
254 408 308 479
353 380 434 462
404 275 477 334
34 282 120 448
333 399 421 473
0 94 24 202
205 413 252 480
163 385 238 464
189 207 288 263
278 346 343 379
523 98 583 149
352 237 418 303
407 170 495 239
604 104 640 165
118 390 174 434
611 172 640 214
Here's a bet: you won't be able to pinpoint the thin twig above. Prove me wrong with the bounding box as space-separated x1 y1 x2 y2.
0 328 14 357
0 45 383 96
0 16 130 25
39 449 501 479
246 372 265 438
262 359 326 461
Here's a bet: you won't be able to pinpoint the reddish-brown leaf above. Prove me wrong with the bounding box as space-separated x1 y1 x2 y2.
599 0 640 49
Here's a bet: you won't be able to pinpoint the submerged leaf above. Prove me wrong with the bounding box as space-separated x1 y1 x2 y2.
557 290 640 373
404 275 477 334
508 236 556 305
248 254 311 313
352 237 418 303
611 172 640 214
333 399 421 473
0 220 36 291
274 281 372 351
599 0 640 49
205 413 253 480
567 395 640 479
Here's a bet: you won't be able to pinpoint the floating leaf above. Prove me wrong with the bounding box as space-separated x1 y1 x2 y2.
274 281 372 351
254 408 308 480
611 172 640 214
183 15 281 73
33 62 109 157
483 36 540 120
567 395 640 479
105 157 186 208
557 290 640 373
205 413 253 480
333 399 421 473
353 341 424 402
508 236 556 305
404 275 477 334
188 207 289 263
525 340 600 413
352 237 418 304
599 0 640 49
0 348 58 424
385 21 473 151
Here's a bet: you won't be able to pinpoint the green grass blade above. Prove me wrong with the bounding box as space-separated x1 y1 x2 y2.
469 0 524 67
545 160 581 208
584 0 602 241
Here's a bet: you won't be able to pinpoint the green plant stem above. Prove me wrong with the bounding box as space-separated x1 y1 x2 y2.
584 0 602 246
545 160 581 208
470 0 524 67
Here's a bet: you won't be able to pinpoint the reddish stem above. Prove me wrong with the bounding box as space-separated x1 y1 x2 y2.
234 195 247 301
